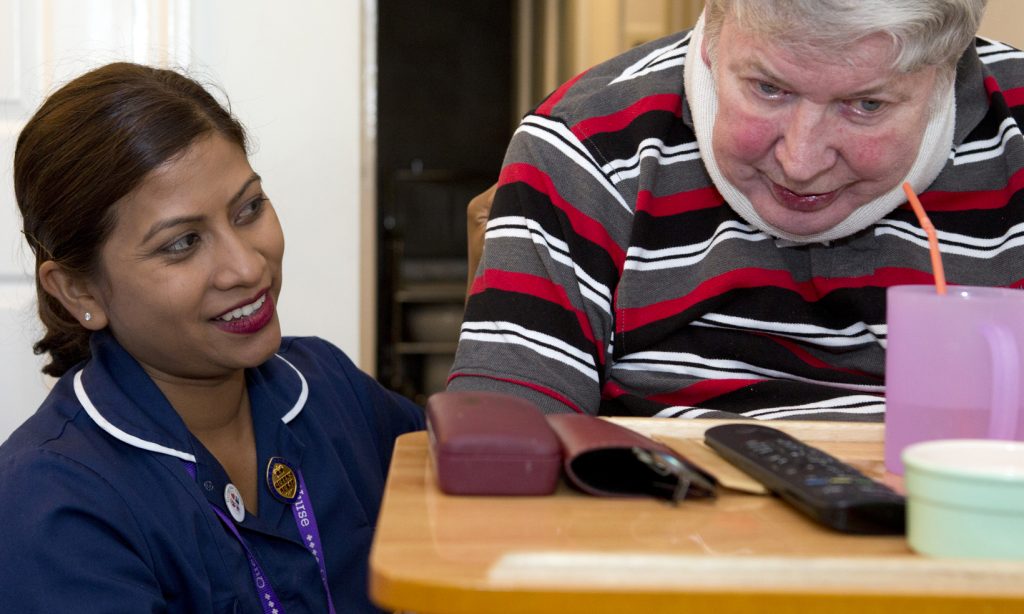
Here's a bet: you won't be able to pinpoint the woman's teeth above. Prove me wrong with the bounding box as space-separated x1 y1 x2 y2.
218 294 266 322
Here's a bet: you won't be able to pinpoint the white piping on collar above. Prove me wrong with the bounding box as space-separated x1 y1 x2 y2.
274 353 308 423
74 370 197 463
74 353 308 461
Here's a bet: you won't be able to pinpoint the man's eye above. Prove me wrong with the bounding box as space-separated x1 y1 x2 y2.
856 99 884 113
757 81 783 96
164 233 199 254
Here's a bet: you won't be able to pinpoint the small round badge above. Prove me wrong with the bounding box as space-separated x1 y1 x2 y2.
266 457 299 504
224 483 246 523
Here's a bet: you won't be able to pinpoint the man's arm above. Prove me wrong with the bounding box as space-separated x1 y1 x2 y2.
450 113 630 415
466 182 497 296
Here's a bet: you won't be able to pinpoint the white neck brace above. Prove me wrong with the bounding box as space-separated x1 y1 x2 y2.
684 13 956 243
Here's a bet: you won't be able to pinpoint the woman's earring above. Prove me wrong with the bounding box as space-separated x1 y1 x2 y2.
84 312 92 322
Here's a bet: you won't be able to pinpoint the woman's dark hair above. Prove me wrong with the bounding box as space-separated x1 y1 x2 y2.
15 62 248 377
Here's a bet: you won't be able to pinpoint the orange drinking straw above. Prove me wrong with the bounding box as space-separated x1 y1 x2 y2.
902 182 947 295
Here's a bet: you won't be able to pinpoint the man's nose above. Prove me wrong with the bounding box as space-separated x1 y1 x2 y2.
774 103 838 183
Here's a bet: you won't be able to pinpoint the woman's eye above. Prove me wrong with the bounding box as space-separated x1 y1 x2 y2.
164 233 199 254
237 196 267 223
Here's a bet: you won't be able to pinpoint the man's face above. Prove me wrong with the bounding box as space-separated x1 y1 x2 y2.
706 15 939 237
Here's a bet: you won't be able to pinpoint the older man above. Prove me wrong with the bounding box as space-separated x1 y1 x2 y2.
450 0 1020 420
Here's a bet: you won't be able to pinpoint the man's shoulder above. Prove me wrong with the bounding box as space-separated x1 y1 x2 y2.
536 29 693 125
974 36 1024 87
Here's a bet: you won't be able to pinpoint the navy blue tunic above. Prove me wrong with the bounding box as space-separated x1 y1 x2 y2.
0 331 424 612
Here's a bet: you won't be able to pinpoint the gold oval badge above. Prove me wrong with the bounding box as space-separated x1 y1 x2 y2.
266 457 298 503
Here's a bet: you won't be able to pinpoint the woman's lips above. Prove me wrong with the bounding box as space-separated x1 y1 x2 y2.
212 292 275 334
770 182 840 212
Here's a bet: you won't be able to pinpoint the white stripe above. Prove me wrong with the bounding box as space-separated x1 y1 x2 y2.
601 137 701 180
609 37 690 85
602 138 699 173
692 314 884 348
653 406 716 418
954 118 1019 154
517 116 631 214
748 402 886 420
614 351 885 393
460 320 598 382
980 50 1024 65
74 370 196 463
876 220 1024 259
952 118 1022 165
626 221 769 271
612 55 687 84
744 394 886 417
485 217 614 314
275 354 309 423
653 397 885 420
878 218 1024 248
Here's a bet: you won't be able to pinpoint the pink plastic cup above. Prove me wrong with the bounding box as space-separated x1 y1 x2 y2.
885 285 1024 474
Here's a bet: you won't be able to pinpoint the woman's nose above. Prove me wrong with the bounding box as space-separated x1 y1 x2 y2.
211 231 264 289
774 103 838 183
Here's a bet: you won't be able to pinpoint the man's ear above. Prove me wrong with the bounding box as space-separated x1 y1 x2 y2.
701 35 712 68
37 261 109 330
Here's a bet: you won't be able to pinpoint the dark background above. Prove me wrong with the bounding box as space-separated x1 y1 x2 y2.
376 1 516 400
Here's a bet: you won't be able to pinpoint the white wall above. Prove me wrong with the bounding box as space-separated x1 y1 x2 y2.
189 0 368 360
0 0 369 441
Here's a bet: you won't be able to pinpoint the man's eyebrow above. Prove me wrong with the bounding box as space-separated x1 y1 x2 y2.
141 173 262 244
746 60 902 100
746 60 792 89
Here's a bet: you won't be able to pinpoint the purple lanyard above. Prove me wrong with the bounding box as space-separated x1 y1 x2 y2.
183 462 338 614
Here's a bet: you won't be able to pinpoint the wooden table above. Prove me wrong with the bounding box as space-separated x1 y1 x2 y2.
369 419 1024 613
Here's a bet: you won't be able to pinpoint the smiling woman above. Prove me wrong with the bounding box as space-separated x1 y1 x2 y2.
0 62 424 613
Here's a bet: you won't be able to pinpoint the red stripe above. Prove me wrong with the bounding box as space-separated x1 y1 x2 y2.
500 163 626 271
446 373 585 414
535 71 587 117
762 334 878 379
646 379 764 407
635 186 724 217
470 269 599 352
914 167 1024 212
1003 86 1024 108
570 94 682 141
617 267 934 334
984 75 1002 99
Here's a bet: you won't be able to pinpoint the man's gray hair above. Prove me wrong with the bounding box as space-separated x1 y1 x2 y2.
704 0 987 79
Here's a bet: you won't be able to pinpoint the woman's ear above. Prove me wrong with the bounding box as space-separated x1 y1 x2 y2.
37 261 109 330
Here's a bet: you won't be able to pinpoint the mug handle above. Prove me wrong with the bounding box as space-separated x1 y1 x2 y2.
981 323 1020 439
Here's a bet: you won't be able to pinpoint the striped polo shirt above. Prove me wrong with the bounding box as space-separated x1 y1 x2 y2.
449 30 1024 421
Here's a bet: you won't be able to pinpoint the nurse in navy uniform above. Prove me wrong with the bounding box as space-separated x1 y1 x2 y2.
0 62 425 613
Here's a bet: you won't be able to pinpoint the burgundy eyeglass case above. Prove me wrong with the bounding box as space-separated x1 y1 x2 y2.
425 391 562 496
547 413 716 499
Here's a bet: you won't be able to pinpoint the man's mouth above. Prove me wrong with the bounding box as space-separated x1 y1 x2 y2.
770 182 841 212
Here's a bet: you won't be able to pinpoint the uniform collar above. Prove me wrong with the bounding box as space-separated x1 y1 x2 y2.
73 330 309 463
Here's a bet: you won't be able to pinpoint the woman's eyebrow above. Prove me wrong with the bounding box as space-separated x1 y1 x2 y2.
141 173 263 244
142 214 205 244
230 173 262 205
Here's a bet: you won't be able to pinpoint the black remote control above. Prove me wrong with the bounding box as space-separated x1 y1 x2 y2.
704 424 905 534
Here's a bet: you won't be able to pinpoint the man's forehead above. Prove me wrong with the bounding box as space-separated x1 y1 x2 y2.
724 10 901 67
723 17 909 80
